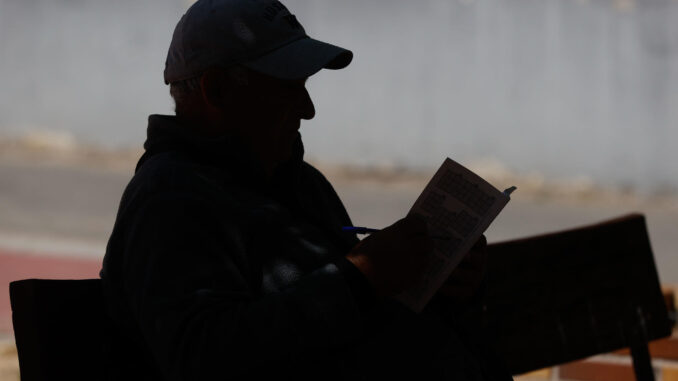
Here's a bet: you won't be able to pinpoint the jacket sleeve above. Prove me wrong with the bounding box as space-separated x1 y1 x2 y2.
120 191 374 381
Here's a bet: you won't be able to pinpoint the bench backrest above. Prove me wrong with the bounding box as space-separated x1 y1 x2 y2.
485 213 672 376
10 278 107 381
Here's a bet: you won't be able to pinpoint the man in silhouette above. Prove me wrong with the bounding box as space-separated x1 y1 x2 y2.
101 0 509 379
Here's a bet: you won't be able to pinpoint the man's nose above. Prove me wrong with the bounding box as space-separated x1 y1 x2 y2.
297 87 315 120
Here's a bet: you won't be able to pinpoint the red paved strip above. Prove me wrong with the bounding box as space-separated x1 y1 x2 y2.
559 360 637 381
0 249 102 334
615 335 678 361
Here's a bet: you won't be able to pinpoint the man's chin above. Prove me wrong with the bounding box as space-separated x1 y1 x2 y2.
281 132 301 160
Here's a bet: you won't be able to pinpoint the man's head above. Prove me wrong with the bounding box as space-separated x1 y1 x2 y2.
170 65 315 171
164 0 352 174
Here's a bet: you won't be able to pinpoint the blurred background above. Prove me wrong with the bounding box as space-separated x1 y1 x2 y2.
0 0 677 379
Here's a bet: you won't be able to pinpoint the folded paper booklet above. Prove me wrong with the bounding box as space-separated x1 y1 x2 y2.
396 158 515 313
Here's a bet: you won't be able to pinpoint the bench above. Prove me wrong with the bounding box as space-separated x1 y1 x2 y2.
10 213 673 380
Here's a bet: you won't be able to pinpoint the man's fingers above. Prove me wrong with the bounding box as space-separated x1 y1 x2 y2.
461 247 486 266
461 235 487 265
474 234 487 248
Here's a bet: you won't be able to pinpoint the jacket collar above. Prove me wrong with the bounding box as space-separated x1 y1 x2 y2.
136 114 305 191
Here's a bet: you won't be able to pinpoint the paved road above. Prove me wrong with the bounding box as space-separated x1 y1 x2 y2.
0 160 676 334
1 160 676 275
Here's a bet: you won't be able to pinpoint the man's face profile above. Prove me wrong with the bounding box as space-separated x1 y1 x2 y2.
206 68 315 171
243 72 315 167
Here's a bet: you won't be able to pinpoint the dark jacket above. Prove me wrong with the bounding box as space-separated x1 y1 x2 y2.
101 115 510 381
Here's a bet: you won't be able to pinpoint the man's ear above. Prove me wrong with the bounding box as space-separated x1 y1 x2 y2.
199 69 231 110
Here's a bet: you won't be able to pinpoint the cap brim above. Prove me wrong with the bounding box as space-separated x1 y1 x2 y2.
241 37 353 80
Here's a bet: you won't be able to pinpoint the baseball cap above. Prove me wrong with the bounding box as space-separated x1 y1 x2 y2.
164 0 353 84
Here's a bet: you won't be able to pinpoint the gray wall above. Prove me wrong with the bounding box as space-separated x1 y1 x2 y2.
1 0 677 192
0 0 187 146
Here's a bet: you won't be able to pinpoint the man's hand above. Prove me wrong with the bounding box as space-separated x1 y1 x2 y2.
345 216 434 297
437 235 487 304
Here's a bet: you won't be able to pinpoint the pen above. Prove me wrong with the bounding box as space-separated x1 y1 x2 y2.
342 226 380 234
342 226 450 240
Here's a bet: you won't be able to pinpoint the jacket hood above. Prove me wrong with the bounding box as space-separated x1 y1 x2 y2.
136 114 305 190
